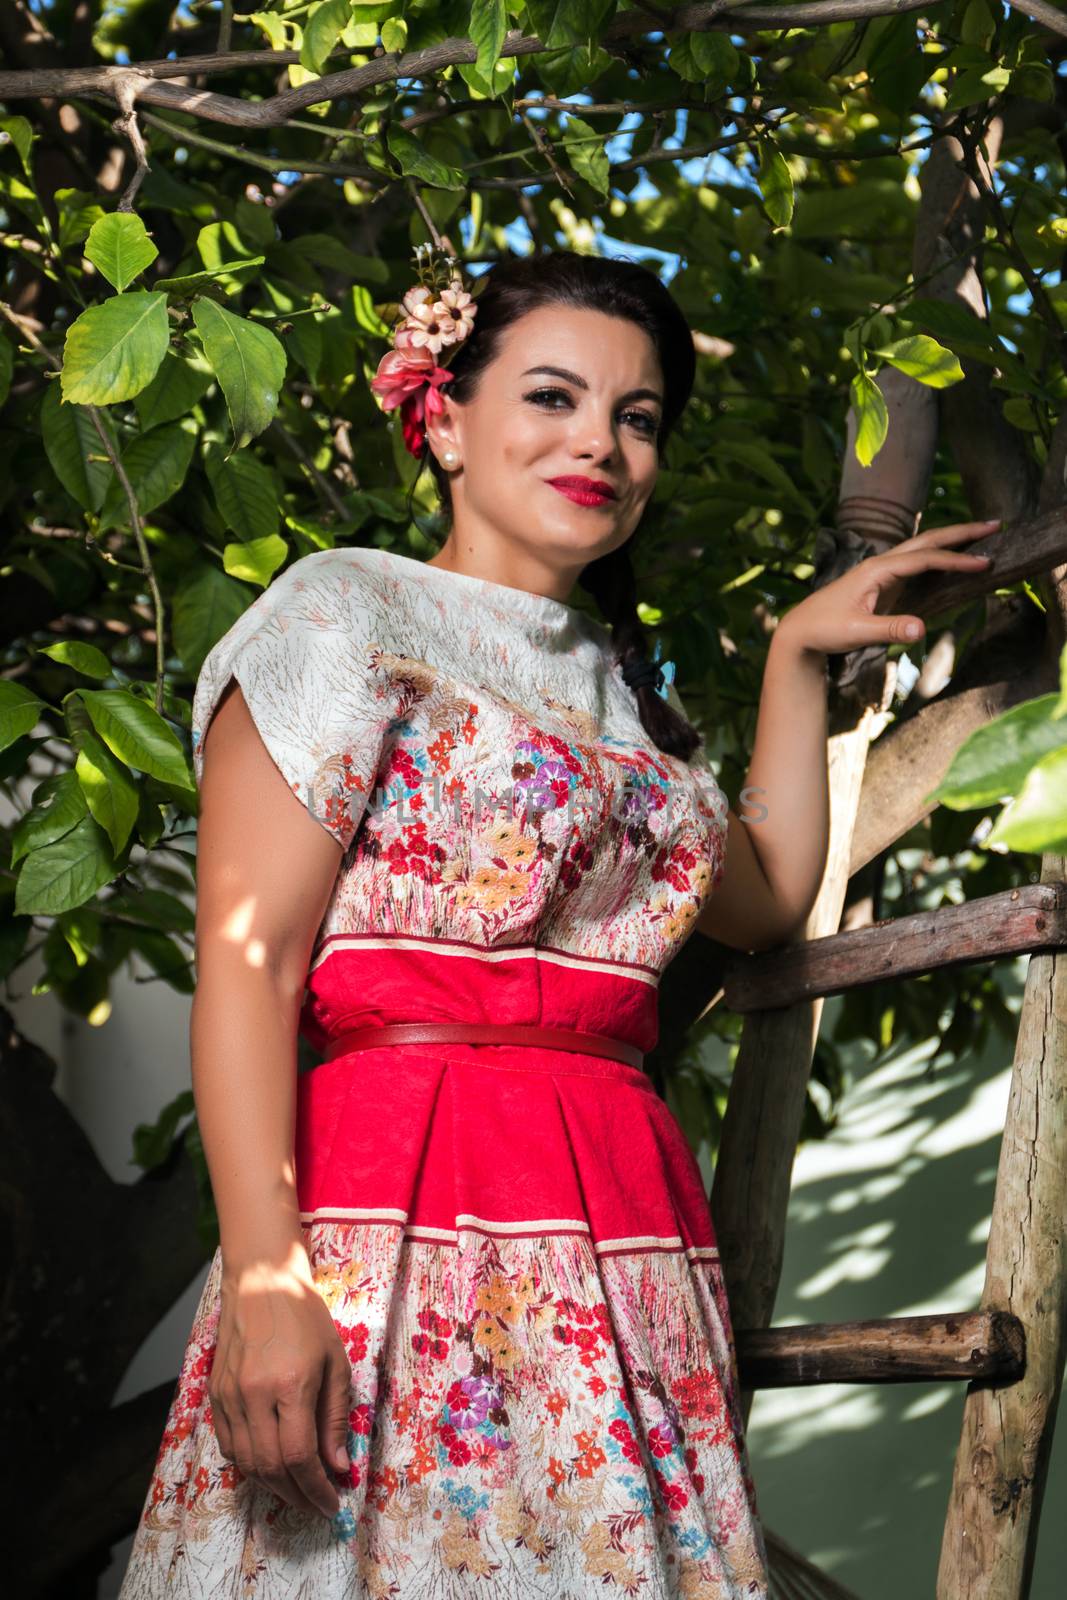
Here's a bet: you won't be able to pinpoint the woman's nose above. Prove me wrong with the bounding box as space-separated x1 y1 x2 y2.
572 414 618 460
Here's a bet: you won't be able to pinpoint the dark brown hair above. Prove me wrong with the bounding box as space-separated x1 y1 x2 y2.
417 248 703 762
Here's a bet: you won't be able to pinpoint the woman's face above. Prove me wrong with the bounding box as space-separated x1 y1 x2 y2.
425 304 665 591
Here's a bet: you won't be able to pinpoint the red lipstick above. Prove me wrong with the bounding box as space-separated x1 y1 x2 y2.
547 476 618 507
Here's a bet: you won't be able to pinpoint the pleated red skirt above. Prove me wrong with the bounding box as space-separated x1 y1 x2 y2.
118 939 769 1598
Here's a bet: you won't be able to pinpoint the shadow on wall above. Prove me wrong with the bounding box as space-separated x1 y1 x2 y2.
740 961 1067 1598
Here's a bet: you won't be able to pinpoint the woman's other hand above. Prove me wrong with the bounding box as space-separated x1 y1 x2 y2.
776 517 1001 659
209 1243 353 1519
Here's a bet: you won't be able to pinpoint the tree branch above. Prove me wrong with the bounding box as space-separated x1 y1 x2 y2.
3 0 1059 131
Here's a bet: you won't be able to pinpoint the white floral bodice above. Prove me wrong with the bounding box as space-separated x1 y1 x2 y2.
192 547 729 980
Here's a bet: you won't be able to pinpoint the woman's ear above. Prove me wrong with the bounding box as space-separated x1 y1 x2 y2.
423 396 463 467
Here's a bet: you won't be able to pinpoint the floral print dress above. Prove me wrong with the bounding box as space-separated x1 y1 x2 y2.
118 546 770 1599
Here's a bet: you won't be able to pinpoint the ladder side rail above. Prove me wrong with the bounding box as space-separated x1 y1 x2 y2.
936 851 1067 1600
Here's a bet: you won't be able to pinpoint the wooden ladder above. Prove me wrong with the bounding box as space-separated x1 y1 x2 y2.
681 528 1067 1598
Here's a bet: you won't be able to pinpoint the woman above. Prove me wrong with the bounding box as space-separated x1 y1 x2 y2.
118 247 995 1598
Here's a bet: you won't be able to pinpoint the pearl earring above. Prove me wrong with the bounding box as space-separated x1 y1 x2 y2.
443 450 457 466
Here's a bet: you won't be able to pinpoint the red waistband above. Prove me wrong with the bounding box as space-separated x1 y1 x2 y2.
321 1021 645 1071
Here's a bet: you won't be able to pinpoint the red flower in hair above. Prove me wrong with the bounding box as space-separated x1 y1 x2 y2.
368 243 477 457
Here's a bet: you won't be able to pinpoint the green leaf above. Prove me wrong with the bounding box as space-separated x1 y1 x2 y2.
191 297 287 450
132 1088 196 1171
471 0 507 81
233 197 276 251
1009 63 1054 103
85 212 159 292
874 334 965 388
1056 641 1067 719
173 566 252 679
281 312 323 382
0 680 47 754
97 418 198 532
10 772 88 867
563 114 609 196
285 236 387 281
385 126 465 190
14 814 117 916
205 442 280 541
76 730 139 855
712 439 817 519
301 0 353 74
899 297 1040 396
757 140 794 229
986 745 1067 855
928 692 1067 809
774 66 842 112
128 928 196 992
40 381 117 513
525 0 613 50
54 187 105 251
133 349 214 431
850 371 889 467
108 887 196 934
196 221 264 274
60 291 170 406
352 283 391 338
533 42 612 97
381 16 407 53
943 63 1011 113
666 34 703 84
0 116 33 177
152 256 264 296
961 0 997 48
78 688 196 794
39 641 112 679
690 31 738 95
223 534 289 587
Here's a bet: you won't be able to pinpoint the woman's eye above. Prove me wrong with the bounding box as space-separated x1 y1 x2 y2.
526 387 571 409
622 409 658 436
525 389 658 436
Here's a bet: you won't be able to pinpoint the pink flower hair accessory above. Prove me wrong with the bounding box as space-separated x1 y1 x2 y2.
369 243 478 458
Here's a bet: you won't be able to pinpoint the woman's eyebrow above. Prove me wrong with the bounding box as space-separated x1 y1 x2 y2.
520 364 663 407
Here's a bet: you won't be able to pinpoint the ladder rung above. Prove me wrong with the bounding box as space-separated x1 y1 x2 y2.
721 884 1067 1012
735 1310 1025 1388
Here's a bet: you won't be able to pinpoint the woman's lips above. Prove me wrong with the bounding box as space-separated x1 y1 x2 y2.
547 480 617 508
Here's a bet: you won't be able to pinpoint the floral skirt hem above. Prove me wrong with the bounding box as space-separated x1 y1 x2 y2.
118 1221 769 1598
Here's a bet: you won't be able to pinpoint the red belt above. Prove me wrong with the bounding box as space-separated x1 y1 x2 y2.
321 1021 645 1071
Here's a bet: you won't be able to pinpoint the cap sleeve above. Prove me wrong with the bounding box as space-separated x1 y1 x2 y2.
191 551 391 852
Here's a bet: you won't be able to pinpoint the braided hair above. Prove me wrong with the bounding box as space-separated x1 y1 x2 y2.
420 249 704 763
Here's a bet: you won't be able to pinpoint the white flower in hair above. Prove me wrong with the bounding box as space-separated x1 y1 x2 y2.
432 279 477 345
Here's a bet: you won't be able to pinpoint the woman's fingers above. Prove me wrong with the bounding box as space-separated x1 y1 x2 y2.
276 1374 343 1518
242 1381 330 1518
209 1389 235 1463
903 518 1001 548
862 548 992 608
225 1400 257 1488
846 610 928 645
874 546 993 576
317 1344 354 1479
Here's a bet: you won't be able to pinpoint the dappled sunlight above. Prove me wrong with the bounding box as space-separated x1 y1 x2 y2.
218 894 270 969
753 1386 885 1461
